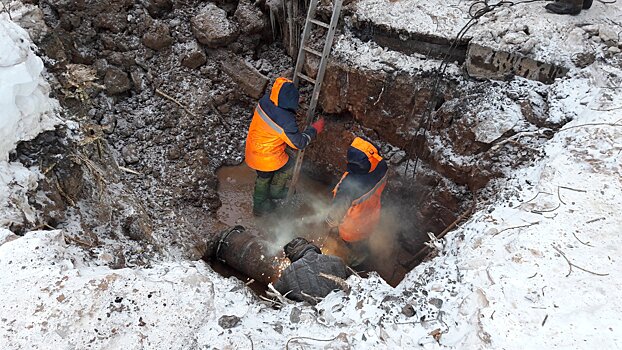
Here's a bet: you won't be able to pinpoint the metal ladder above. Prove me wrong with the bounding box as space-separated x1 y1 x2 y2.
286 0 343 200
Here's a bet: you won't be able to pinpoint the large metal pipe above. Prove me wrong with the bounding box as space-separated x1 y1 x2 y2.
214 226 287 285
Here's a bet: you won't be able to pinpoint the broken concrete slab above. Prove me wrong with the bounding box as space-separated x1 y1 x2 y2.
349 0 622 84
220 55 268 99
465 43 568 84
351 19 468 64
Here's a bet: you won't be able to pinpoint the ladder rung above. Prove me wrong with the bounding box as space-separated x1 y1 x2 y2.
303 46 322 57
310 19 330 29
297 72 316 84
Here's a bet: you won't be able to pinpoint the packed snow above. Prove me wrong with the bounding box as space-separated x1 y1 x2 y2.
1 3 622 350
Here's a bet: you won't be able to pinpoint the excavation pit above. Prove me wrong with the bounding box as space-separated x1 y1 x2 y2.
210 156 472 293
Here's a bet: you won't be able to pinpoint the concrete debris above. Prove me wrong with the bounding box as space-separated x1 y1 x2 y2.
220 55 269 99
599 26 619 47
581 24 599 36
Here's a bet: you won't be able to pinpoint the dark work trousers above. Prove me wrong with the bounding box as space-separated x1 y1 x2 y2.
253 154 294 215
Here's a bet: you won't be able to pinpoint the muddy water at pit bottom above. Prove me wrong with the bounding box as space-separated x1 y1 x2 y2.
216 163 330 239
215 163 406 287
214 163 336 293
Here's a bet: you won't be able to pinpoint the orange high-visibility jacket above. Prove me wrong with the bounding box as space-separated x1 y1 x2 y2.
245 77 317 172
328 137 389 242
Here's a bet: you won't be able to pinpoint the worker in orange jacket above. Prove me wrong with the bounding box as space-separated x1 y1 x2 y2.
245 77 325 216
326 137 388 265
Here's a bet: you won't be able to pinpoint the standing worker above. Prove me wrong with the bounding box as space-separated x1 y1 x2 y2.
245 77 325 216
326 137 388 266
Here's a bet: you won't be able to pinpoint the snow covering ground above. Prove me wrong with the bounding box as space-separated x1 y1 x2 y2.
354 0 622 67
332 34 463 76
1 4 622 350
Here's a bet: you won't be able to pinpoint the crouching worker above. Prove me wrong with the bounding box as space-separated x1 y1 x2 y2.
245 77 325 216
326 137 388 266
274 237 350 304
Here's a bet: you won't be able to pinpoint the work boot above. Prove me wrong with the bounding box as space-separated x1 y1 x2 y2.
269 168 292 200
545 0 584 15
252 177 273 216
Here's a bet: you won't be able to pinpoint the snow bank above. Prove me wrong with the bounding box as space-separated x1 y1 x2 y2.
0 230 223 349
406 62 622 348
0 14 59 161
0 14 60 230
0 229 449 349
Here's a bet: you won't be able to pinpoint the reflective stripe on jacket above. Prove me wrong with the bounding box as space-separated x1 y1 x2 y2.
245 77 316 172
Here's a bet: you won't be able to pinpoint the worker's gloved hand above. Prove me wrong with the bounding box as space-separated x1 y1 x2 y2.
311 118 325 134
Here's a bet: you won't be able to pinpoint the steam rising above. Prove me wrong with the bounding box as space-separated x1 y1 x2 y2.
258 177 406 285
216 163 409 285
